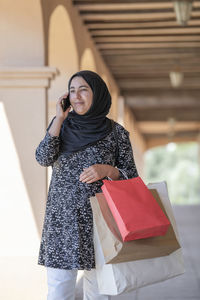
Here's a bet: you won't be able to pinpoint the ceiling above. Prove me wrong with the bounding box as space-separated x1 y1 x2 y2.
73 0 200 146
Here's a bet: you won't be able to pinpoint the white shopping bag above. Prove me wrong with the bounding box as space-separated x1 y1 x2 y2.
91 181 185 295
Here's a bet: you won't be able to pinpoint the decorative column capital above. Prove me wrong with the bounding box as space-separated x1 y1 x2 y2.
0 67 58 88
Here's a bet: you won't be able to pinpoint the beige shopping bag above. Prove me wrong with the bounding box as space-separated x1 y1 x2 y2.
91 181 184 295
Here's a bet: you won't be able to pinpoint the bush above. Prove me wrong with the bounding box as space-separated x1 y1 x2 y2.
144 142 200 205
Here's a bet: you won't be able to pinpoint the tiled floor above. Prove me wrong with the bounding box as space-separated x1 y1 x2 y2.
75 205 200 300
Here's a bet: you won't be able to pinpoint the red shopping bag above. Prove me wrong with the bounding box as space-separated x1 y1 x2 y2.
101 176 170 242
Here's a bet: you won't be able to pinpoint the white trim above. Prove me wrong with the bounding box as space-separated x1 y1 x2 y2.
0 67 58 88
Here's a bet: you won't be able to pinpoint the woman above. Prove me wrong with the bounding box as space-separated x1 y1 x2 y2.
35 70 138 300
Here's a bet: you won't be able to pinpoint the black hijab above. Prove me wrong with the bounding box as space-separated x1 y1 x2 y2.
59 70 112 156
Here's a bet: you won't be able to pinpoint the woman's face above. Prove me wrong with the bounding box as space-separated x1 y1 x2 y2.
69 76 93 115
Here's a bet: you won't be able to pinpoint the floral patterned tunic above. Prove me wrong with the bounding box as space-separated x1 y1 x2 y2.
35 121 138 270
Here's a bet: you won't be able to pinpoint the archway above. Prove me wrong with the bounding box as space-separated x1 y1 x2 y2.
48 4 79 121
80 48 97 72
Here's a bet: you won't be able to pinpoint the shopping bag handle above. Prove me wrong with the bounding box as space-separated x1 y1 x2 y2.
111 120 128 180
111 120 119 160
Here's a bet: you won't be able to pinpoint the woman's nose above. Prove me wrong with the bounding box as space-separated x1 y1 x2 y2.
75 91 81 99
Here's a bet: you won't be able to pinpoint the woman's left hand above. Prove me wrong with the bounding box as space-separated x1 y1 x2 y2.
79 164 119 184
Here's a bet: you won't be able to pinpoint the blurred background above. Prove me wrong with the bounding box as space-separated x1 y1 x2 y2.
0 0 200 299
145 141 200 204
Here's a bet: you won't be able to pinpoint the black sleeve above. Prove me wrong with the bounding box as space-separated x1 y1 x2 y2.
115 125 139 180
35 117 61 167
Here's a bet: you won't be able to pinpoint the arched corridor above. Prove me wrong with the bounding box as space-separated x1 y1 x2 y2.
0 0 200 299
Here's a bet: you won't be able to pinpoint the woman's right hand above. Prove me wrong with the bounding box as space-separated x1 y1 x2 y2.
56 93 71 122
48 93 71 137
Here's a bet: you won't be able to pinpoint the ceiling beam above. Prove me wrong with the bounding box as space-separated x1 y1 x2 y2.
81 11 200 21
100 47 200 55
125 94 200 108
116 73 200 79
76 1 199 11
146 135 198 149
109 64 200 72
104 53 200 62
125 89 200 95
106 58 200 66
81 12 176 21
86 19 200 29
122 86 200 91
131 107 200 122
137 121 200 134
91 27 200 36
76 2 175 11
119 81 200 89
95 35 200 43
97 42 200 49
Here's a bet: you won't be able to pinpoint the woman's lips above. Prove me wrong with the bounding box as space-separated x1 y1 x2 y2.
74 102 84 106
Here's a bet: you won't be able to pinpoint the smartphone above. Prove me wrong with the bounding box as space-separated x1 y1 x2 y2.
61 95 70 112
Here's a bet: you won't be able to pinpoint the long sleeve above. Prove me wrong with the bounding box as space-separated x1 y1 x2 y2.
115 125 139 180
35 118 61 167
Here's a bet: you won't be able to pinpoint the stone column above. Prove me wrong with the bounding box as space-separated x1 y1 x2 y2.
0 67 57 236
117 96 125 126
124 105 146 178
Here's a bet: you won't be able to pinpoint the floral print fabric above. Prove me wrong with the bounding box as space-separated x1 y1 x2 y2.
35 122 138 270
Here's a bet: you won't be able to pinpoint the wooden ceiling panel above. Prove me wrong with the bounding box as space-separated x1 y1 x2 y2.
73 0 200 142
132 107 200 122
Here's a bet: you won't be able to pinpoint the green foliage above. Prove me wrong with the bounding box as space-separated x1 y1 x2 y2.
144 142 200 205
